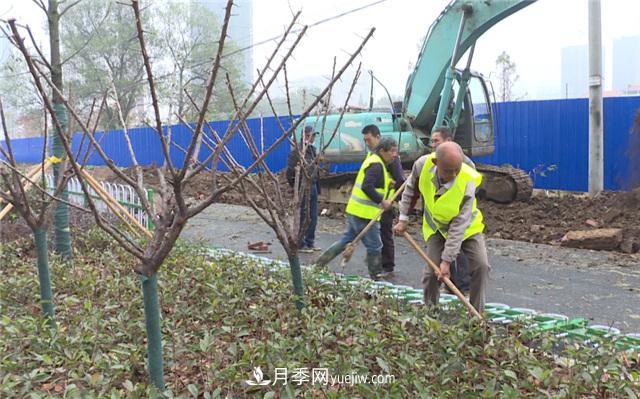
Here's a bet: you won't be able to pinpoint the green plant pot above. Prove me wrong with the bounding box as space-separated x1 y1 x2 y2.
485 302 511 311
586 325 620 338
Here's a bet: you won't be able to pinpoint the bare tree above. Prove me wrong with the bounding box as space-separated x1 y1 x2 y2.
495 50 519 102
219 49 371 310
0 97 98 328
22 0 86 260
8 0 372 390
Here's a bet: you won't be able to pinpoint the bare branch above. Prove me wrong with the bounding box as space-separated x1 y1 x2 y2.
59 0 82 17
106 66 139 167
189 27 377 218
26 26 51 71
31 0 47 13
74 97 98 163
22 49 150 209
321 63 362 154
225 73 286 217
0 159 89 214
283 64 295 124
176 0 234 183
185 12 304 181
0 98 34 217
8 19 145 260
130 0 176 179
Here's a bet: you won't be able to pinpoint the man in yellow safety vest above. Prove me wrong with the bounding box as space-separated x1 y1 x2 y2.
394 141 490 312
315 137 398 279
361 124 406 276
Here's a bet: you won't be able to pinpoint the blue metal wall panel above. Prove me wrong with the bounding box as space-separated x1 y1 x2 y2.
1 136 45 163
3 100 638 192
603 96 639 190
475 98 589 191
475 96 640 191
65 115 295 171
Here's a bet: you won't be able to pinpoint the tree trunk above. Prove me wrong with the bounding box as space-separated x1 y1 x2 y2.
34 227 56 328
139 272 165 390
287 254 305 310
48 0 72 260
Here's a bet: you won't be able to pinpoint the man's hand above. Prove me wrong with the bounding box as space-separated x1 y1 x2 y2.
436 260 451 281
393 220 407 236
381 200 393 210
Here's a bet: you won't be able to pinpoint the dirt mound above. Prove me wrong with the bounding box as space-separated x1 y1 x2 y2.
481 189 640 253
100 165 294 211
321 189 640 253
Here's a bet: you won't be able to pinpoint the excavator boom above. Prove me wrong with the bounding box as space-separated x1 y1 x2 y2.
304 0 538 204
404 0 535 129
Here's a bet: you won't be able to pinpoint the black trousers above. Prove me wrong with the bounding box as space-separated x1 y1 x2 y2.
380 208 395 271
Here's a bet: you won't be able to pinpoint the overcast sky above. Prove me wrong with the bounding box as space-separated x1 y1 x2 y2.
3 0 640 103
251 0 640 101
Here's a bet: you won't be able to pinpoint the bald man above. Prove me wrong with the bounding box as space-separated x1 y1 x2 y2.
394 142 489 312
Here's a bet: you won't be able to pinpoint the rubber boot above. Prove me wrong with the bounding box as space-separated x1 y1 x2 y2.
366 253 383 279
314 242 344 268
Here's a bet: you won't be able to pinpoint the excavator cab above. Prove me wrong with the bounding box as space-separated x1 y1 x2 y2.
311 0 535 204
453 71 495 157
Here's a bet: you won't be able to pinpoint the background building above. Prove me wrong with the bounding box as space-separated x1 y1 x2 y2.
560 44 608 98
613 35 640 94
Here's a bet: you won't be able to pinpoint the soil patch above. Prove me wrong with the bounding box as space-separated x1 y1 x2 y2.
0 208 101 258
481 189 640 253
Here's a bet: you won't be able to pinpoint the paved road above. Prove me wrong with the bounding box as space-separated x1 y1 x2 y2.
184 204 640 333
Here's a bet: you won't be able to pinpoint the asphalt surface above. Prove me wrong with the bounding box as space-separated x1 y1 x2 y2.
184 203 640 333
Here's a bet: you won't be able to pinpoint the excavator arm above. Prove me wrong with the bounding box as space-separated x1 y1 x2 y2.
403 0 536 131
311 0 538 204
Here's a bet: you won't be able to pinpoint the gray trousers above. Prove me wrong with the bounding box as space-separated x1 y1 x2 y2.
422 232 490 313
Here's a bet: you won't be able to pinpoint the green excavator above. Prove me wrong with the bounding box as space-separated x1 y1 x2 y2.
302 0 536 204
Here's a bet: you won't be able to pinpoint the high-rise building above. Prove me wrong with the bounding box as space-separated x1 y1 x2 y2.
560 45 588 98
200 0 254 85
0 36 11 65
560 44 606 99
613 35 640 93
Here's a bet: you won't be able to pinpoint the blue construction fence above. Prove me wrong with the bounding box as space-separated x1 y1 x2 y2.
2 96 639 191
1 116 295 173
475 96 640 192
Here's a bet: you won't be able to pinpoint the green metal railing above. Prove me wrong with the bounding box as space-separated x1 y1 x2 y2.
46 175 154 229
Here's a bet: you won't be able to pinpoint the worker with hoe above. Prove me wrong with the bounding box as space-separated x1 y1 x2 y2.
286 125 322 253
360 124 406 276
426 127 474 292
393 141 490 312
314 135 399 280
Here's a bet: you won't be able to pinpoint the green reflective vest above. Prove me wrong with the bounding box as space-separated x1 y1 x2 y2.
345 153 391 221
418 159 484 241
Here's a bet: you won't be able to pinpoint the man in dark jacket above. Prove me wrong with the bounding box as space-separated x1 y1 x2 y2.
314 137 398 279
362 124 405 276
286 125 321 253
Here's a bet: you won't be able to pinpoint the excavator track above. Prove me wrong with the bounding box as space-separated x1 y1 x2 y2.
319 164 533 205
475 163 533 203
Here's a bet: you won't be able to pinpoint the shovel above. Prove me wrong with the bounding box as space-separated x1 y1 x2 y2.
402 231 483 320
340 179 409 267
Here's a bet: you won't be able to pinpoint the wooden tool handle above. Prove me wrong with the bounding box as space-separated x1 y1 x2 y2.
346 178 409 250
403 231 483 320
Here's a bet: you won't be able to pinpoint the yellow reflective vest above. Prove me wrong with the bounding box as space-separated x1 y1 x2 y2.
345 153 392 221
418 159 484 241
